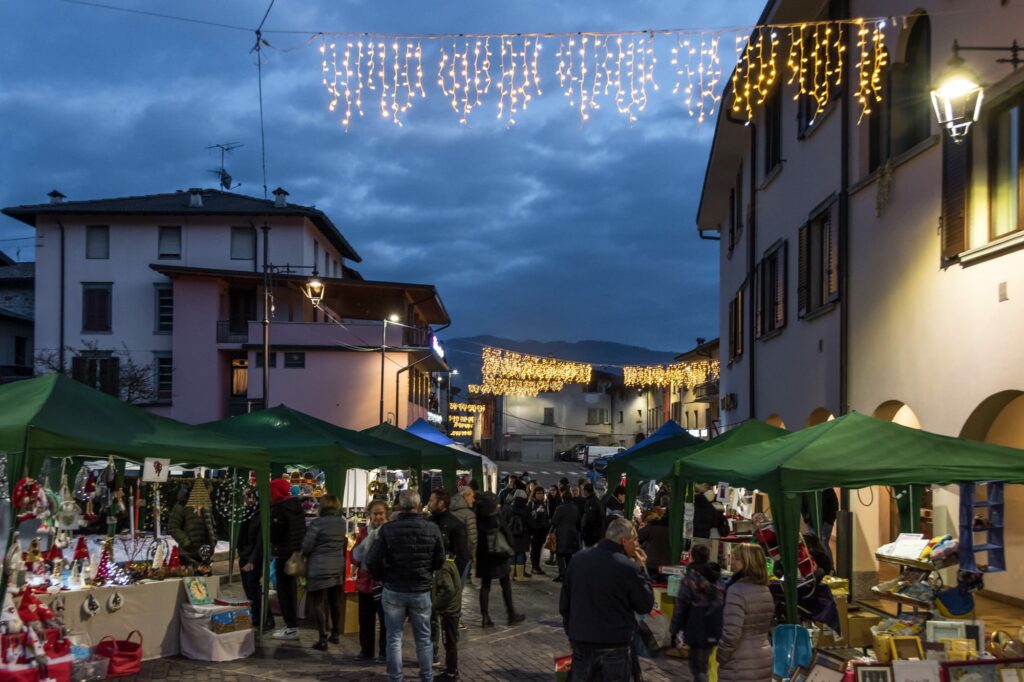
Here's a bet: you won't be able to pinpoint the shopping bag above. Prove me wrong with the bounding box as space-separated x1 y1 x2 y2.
666 574 683 598
544 532 557 553
708 645 719 682
638 610 672 653
284 551 307 578
94 630 143 677
486 527 513 560
554 653 572 681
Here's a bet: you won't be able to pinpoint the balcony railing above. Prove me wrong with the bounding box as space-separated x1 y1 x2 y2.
694 379 720 402
217 320 249 344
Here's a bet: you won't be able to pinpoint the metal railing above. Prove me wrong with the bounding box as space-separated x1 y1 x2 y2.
694 379 720 402
217 320 250 344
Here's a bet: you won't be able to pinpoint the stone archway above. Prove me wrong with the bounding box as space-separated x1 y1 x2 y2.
805 407 835 428
872 400 922 429
765 413 786 429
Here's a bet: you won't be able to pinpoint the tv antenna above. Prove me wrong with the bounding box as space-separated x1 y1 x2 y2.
207 142 244 190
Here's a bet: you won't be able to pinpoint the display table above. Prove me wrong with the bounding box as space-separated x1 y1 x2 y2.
40 577 220 661
180 603 254 662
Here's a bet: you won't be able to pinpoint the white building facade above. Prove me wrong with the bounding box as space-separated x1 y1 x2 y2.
699 0 1024 601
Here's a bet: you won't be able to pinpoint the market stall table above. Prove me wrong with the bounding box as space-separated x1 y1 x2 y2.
41 577 220 660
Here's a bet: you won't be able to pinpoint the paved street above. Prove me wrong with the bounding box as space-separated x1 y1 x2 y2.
137 561 690 681
496 463 600 491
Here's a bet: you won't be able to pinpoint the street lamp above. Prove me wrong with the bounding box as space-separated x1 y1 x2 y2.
932 39 1021 141
380 313 401 424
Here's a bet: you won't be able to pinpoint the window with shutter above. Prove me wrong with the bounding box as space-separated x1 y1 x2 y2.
82 283 112 332
735 289 744 358
753 263 764 339
230 227 256 260
728 187 737 252
756 241 787 338
155 355 173 401
824 206 840 302
765 85 783 174
158 226 182 259
891 15 931 156
154 285 173 333
798 224 810 317
775 240 787 329
735 163 744 238
86 225 109 260
728 299 736 361
799 201 839 318
989 98 1021 242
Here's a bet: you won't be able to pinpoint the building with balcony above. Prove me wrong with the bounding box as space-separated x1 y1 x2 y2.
2 187 449 429
698 0 1024 601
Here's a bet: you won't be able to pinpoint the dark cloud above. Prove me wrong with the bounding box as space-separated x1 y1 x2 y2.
0 0 762 350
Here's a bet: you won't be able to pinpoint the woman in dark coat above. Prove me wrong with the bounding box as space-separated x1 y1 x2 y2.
527 487 550 575
475 491 525 627
548 491 580 583
502 489 532 579
638 511 673 581
301 495 347 651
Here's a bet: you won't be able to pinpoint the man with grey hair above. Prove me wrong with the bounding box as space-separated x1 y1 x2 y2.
366 490 445 682
559 517 654 681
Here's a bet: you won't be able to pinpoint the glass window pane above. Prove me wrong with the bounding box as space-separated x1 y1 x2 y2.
993 106 1020 238
158 226 181 258
231 227 256 259
86 226 109 259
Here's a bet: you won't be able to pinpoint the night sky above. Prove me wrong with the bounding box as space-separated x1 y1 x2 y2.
0 0 762 351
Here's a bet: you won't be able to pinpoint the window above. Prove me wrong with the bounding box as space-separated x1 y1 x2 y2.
154 284 173 333
942 133 970 259
765 84 782 174
313 241 320 271
727 288 744 362
671 401 682 424
586 408 609 425
231 226 256 260
798 203 839 317
891 15 931 156
71 352 119 396
868 48 892 172
543 407 555 426
283 352 305 368
618 411 623 424
727 164 744 251
333 258 340 278
991 98 1022 240
158 226 182 259
324 250 329 278
254 352 277 368
82 283 112 332
13 336 27 367
86 225 109 259
754 241 787 338
231 358 248 397
154 354 173 402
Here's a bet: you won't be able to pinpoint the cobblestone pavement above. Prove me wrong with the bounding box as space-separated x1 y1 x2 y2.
136 568 691 682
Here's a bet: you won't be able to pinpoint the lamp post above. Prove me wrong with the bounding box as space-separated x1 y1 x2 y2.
931 39 1021 140
380 313 400 424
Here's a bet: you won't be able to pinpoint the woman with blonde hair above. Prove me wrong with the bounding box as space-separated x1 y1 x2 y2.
301 495 348 651
351 498 390 662
716 543 774 682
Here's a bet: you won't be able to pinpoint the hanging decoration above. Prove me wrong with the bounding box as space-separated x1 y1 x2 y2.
468 346 592 396
623 358 720 389
0 453 8 503
448 413 476 438
314 17 894 129
211 474 258 524
449 402 486 413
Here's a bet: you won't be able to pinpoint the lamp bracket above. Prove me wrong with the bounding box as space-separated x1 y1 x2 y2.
953 39 1022 70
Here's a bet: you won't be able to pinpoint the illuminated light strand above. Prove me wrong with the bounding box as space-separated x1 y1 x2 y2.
449 402 486 413
316 19 893 129
468 346 593 396
622 359 721 390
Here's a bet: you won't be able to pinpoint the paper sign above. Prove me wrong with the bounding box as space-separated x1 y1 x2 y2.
142 458 171 483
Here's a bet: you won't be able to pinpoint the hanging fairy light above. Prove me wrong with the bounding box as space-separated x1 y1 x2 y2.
314 17 894 130
449 402 486 413
468 346 593 396
623 359 721 389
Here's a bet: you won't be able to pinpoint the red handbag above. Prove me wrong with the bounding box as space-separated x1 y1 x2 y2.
94 630 143 677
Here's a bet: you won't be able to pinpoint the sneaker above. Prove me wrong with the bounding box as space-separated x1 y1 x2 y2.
458 621 468 631
374 656 387 664
272 627 300 640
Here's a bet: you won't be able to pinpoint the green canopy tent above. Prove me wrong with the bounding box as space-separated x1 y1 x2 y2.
604 426 703 520
202 405 421 504
666 420 789 562
0 374 273 621
676 412 1024 622
363 422 483 494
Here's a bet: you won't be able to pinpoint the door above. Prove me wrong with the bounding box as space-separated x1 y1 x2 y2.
521 437 554 463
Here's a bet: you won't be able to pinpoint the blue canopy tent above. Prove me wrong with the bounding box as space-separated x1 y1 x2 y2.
404 418 499 492
618 420 688 457
406 418 457 445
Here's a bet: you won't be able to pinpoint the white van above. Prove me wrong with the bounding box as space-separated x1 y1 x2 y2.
580 445 625 468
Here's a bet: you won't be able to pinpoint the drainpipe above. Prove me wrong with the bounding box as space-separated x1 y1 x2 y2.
725 108 757 421
57 220 66 373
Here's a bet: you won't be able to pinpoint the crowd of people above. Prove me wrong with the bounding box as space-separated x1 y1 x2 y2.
232 470 781 682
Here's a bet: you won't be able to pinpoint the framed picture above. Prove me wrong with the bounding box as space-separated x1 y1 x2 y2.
891 636 925 661
892 660 940 682
943 661 1001 682
812 651 848 673
806 665 845 682
857 666 893 682
1000 670 1022 682
142 457 171 483
183 576 212 605
927 621 966 643
962 621 985 653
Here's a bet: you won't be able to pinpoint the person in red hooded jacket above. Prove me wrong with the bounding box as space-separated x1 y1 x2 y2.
269 477 306 640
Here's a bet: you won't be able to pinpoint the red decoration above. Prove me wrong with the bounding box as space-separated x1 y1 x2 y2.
16 591 52 624
167 546 181 569
43 543 63 564
72 536 90 562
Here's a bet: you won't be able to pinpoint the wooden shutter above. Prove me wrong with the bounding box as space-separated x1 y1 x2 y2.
797 224 810 317
728 299 736 360
728 188 736 251
825 206 840 302
71 356 86 383
753 263 764 339
100 357 120 397
775 241 787 329
736 289 744 357
941 133 969 260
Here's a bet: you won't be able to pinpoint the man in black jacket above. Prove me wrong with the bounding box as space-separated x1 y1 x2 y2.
269 477 305 641
579 483 605 548
560 518 654 681
428 488 470 576
237 494 272 631
366 490 445 682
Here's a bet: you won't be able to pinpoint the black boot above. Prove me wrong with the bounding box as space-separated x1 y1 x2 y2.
479 589 495 628
312 635 329 651
501 579 525 625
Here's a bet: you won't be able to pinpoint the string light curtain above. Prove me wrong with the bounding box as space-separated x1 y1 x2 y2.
316 17 893 128
449 402 486 413
623 359 720 389
468 346 592 396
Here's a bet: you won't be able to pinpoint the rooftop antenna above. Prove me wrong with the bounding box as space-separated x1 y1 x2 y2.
206 142 244 190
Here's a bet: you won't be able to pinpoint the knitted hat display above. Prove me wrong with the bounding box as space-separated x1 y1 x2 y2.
185 480 212 511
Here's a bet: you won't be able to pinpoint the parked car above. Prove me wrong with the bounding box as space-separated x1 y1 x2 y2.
558 444 584 462
582 445 625 468
592 455 613 475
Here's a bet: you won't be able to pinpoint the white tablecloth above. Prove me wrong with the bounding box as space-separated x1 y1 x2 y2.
40 576 220 660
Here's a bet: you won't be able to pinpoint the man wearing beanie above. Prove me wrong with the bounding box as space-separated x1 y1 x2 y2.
270 477 306 640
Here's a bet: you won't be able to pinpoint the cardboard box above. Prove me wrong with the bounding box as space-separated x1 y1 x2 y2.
847 610 882 649
659 591 675 620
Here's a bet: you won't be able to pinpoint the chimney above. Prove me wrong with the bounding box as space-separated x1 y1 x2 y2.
48 189 66 204
696 337 706 346
272 187 289 208
188 188 203 208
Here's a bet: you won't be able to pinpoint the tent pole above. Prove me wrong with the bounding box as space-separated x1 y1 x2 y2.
0 428 33 614
227 468 238 586
257 469 272 643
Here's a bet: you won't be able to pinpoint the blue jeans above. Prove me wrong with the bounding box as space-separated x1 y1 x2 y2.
569 642 634 681
513 551 526 567
382 588 434 682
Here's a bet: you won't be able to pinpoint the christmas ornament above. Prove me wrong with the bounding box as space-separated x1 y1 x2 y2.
68 560 82 589
82 594 100 619
72 536 90 563
212 475 258 524
198 545 213 563
50 595 65 620
1 590 23 637
185 480 212 511
93 539 131 586
12 478 49 522
107 592 124 612
5 539 24 573
150 538 168 570
56 482 81 532
167 546 181 569
0 453 8 503
25 538 44 563
43 543 63 566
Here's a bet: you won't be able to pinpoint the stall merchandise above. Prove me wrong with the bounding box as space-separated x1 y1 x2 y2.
363 422 483 494
404 418 499 492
